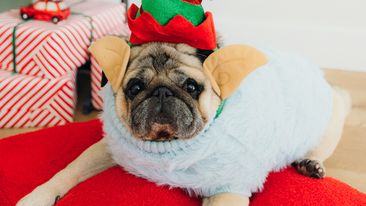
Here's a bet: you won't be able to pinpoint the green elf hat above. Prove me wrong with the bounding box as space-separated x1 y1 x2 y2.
128 0 217 50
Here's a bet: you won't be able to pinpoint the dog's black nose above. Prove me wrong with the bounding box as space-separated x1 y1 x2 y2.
153 87 173 99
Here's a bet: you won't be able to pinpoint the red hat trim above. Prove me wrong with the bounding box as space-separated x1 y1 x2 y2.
128 4 217 50
182 0 203 4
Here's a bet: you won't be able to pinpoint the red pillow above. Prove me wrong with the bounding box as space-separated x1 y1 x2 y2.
0 120 365 206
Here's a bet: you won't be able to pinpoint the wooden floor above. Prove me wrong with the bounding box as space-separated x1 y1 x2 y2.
0 69 365 193
323 69 366 193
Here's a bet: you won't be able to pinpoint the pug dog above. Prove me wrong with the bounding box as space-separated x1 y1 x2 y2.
17 36 351 206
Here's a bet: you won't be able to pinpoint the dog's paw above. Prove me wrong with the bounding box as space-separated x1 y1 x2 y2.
16 185 61 206
292 159 325 179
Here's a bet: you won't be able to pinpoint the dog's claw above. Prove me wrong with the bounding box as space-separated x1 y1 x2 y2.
292 159 326 179
54 195 61 205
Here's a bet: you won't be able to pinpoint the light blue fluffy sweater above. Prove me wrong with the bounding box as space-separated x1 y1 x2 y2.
102 48 333 197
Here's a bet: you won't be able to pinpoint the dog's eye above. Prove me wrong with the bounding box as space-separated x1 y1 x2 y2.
184 78 203 99
187 82 196 93
126 78 145 99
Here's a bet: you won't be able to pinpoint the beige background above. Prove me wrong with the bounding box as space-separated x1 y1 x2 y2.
127 0 366 71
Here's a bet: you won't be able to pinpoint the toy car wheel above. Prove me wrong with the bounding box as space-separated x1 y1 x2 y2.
52 17 60 24
21 13 29 20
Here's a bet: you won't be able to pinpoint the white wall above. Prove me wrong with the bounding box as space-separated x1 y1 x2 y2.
128 0 366 71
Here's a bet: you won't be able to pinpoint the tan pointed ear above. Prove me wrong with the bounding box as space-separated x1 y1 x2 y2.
89 36 130 93
203 45 268 100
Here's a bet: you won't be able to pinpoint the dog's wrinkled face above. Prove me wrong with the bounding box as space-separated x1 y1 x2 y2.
115 43 221 141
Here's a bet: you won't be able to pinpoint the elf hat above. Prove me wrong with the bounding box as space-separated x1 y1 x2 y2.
128 0 217 50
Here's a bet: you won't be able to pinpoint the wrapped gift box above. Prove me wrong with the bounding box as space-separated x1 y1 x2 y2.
0 70 77 128
91 56 104 110
0 2 130 79
0 1 129 128
0 1 130 127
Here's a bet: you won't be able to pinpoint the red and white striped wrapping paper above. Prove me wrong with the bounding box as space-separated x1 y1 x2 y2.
91 56 104 110
90 38 130 110
0 2 130 127
0 2 130 79
0 70 77 128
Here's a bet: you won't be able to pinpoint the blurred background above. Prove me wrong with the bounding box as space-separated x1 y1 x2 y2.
128 0 366 72
2 0 365 71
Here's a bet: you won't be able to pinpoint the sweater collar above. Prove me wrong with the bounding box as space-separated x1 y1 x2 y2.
103 85 221 155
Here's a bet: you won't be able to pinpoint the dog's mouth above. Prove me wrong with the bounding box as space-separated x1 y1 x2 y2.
129 95 203 142
142 123 178 141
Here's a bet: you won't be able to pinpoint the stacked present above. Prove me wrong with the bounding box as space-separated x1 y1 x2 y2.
90 56 104 110
0 1 130 128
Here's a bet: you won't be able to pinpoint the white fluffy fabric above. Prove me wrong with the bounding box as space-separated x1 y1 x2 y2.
102 48 333 197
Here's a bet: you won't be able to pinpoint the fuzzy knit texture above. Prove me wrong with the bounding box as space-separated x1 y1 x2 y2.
1 120 366 206
102 48 334 197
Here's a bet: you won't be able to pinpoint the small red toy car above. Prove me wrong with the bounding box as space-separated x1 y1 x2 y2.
20 0 70 24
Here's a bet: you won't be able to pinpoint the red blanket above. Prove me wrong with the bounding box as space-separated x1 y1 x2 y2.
1 120 365 206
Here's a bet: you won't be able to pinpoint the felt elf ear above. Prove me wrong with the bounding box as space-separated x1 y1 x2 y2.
89 36 130 93
203 45 268 100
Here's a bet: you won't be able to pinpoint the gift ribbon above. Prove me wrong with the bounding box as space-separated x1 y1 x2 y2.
11 20 29 73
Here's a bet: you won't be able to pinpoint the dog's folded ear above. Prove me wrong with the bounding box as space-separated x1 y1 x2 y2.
203 45 268 100
89 36 130 93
